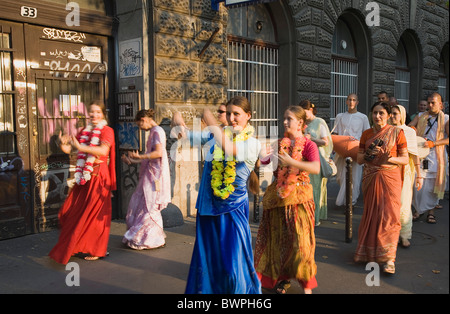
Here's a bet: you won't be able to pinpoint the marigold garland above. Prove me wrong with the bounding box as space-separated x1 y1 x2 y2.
211 124 254 199
75 119 107 185
276 135 306 198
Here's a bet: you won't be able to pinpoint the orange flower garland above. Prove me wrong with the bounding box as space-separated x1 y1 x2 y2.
276 135 306 198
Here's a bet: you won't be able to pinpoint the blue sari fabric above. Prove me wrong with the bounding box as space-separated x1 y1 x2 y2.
185 155 262 294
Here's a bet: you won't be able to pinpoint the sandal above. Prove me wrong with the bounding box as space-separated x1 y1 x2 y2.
84 252 108 261
275 280 291 294
434 204 443 209
84 256 100 261
383 261 395 274
426 213 437 224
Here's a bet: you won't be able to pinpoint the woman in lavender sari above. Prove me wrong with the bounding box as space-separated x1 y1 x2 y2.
121 109 171 250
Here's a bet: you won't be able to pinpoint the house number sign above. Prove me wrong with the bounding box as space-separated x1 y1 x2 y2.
20 6 38 18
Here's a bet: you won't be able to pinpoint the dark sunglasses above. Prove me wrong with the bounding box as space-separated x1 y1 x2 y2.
217 110 226 114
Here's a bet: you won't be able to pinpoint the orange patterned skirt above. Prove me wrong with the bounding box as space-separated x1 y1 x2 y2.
255 182 317 289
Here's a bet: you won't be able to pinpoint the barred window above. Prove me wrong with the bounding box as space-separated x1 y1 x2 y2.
227 38 279 138
395 39 410 109
439 56 447 104
331 19 358 124
330 57 358 120
36 77 101 157
395 69 410 109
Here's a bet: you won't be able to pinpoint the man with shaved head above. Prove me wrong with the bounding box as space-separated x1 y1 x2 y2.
409 92 449 224
332 93 370 207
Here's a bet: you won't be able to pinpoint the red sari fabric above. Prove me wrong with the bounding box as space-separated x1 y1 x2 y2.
49 126 116 264
354 125 407 263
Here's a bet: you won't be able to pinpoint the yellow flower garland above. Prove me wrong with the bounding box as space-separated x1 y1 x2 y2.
211 124 254 199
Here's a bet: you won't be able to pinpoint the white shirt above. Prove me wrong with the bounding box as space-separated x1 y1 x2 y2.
332 111 370 140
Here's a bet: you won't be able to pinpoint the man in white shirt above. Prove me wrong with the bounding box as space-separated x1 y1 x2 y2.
409 92 449 224
332 93 371 206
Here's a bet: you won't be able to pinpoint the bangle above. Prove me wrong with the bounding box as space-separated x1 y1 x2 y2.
417 177 423 179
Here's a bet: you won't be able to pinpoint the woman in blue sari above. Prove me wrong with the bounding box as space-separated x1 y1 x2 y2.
172 96 262 294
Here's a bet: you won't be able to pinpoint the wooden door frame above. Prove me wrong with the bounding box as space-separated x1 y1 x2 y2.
0 20 33 239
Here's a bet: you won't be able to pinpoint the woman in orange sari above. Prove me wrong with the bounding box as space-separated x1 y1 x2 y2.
255 106 320 294
354 102 409 274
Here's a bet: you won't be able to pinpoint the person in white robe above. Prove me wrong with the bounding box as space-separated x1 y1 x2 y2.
331 94 370 206
409 93 449 224
390 105 422 248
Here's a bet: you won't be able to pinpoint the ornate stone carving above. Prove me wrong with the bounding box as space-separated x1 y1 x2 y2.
155 34 190 59
156 58 198 81
155 9 194 38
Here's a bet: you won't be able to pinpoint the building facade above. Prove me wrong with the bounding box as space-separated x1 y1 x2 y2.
0 0 448 239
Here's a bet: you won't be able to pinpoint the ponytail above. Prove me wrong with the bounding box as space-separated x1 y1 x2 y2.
248 160 260 195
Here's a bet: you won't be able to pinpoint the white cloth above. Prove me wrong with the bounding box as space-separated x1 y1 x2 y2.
332 111 370 206
417 112 449 176
400 157 415 239
397 125 419 156
413 177 440 214
332 112 370 140
413 112 449 212
234 137 261 172
334 156 364 206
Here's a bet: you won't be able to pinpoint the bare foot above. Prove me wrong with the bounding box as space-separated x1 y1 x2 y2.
400 237 410 248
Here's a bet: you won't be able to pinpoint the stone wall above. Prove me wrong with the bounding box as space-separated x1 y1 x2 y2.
288 0 449 115
114 0 448 219
152 0 228 216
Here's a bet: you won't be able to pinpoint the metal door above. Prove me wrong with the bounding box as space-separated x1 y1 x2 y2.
0 20 33 239
33 72 104 231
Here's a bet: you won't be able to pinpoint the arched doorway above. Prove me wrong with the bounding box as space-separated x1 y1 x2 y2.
395 30 422 113
330 10 371 122
226 1 295 138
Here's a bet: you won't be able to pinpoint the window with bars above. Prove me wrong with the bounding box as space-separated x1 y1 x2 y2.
439 56 448 104
0 32 14 155
395 38 411 110
330 18 358 124
227 38 279 138
330 57 358 122
36 77 100 157
395 68 410 109
438 76 447 103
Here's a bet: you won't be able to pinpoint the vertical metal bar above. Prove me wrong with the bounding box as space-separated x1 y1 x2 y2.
345 157 353 243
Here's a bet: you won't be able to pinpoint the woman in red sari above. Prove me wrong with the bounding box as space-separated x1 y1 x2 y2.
49 101 116 264
354 102 408 274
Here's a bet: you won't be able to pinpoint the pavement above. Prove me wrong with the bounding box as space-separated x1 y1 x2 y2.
0 177 448 295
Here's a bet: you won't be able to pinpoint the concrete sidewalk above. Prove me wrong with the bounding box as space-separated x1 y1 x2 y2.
0 178 448 294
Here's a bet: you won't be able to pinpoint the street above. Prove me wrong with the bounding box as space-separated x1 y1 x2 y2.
0 177 448 295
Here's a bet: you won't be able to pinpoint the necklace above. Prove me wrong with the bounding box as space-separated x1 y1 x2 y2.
75 119 107 185
211 124 254 199
276 135 307 198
